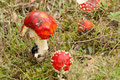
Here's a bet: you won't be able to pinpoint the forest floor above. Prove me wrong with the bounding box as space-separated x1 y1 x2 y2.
0 0 120 80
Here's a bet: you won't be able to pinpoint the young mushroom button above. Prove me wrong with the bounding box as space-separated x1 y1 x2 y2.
20 10 57 60
51 50 73 72
78 20 93 34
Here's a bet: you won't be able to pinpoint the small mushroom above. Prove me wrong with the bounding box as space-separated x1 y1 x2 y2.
20 10 57 61
51 50 73 72
51 50 73 80
78 20 93 34
76 0 100 11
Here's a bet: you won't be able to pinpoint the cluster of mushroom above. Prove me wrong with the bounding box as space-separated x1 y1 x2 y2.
20 11 73 79
19 0 112 80
20 0 110 79
76 0 110 33
20 0 102 78
20 0 110 62
76 0 98 33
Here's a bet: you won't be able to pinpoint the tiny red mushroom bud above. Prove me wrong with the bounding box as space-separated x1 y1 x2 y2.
77 0 100 11
78 20 93 34
51 50 73 72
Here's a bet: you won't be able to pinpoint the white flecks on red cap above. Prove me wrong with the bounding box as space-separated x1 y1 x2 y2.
51 50 73 72
78 0 100 11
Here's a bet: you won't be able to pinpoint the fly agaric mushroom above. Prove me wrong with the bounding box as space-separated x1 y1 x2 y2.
78 20 93 34
20 10 57 60
51 50 72 72
76 0 100 11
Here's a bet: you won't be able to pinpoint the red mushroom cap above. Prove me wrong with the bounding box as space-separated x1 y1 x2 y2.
21 10 57 39
78 0 100 11
78 20 93 33
51 50 72 72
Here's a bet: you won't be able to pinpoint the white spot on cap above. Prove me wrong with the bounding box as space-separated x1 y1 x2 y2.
79 5 82 8
65 52 69 55
82 4 85 7
54 51 58 55
70 58 72 62
83 8 86 11
86 4 88 6
58 52 61 54
51 60 54 62
79 27 83 29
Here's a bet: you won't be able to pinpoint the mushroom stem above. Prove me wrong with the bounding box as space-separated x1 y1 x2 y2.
29 29 48 58
20 25 28 36
58 73 66 80
34 39 48 57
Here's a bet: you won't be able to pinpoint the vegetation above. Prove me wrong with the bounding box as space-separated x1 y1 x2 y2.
0 0 120 80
